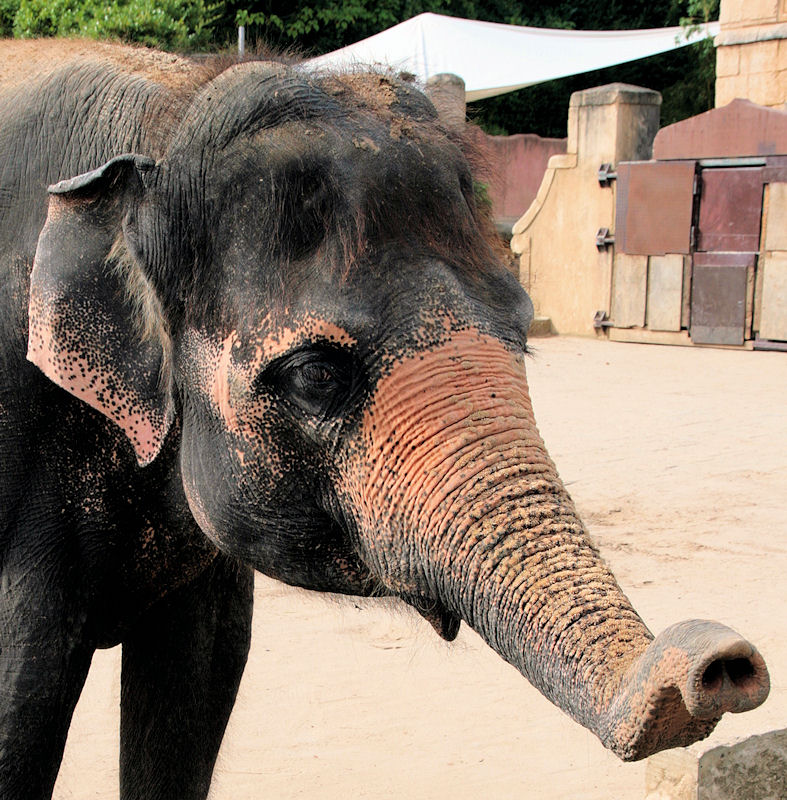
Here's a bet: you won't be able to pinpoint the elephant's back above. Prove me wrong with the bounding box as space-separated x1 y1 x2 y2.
0 41 199 267
0 41 196 180
0 38 202 92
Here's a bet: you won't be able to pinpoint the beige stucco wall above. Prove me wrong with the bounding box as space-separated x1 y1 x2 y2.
510 84 660 336
715 0 787 107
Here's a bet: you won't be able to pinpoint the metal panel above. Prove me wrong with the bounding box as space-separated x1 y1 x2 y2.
696 167 764 252
763 156 787 184
646 255 684 331
653 99 787 160
690 253 754 346
759 253 787 342
615 161 696 256
610 253 647 327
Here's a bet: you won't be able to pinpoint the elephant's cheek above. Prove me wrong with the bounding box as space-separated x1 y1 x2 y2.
179 421 239 547
178 409 282 557
178 329 278 536
341 328 545 590
182 470 219 541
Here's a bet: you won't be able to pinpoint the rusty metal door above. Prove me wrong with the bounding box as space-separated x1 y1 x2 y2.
691 253 753 346
690 166 764 345
615 161 697 255
696 167 764 252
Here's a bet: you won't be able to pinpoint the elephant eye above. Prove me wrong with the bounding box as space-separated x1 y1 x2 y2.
263 345 358 418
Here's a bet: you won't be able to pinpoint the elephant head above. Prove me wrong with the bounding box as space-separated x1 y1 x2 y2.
27 61 769 761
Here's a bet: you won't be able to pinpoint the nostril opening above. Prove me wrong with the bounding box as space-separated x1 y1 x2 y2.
702 657 756 691
726 657 755 687
702 660 724 690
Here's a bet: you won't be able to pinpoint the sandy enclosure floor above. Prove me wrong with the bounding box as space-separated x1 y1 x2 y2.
54 336 787 799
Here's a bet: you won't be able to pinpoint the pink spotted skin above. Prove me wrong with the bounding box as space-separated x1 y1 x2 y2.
27 289 168 466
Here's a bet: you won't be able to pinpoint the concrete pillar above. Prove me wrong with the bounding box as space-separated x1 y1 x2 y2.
715 0 787 107
425 73 466 129
567 82 661 164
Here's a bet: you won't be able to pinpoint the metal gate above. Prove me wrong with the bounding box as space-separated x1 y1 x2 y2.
611 156 786 347
690 164 764 345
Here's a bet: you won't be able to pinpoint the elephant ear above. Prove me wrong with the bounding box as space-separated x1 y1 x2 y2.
27 154 174 466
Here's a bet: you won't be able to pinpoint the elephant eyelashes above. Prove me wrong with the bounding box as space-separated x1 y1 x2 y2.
261 345 360 419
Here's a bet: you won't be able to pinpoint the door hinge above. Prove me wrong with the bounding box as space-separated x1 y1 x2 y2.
596 227 615 250
593 310 614 329
598 163 617 187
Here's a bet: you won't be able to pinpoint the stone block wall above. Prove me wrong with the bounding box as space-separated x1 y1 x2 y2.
715 0 787 107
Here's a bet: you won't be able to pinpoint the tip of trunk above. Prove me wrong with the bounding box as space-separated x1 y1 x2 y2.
603 620 769 761
685 628 770 718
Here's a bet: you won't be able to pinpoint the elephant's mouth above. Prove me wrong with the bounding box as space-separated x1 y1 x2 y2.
402 593 461 641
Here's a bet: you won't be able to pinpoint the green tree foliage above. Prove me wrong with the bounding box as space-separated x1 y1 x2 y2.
0 0 18 34
8 0 220 48
231 2 531 54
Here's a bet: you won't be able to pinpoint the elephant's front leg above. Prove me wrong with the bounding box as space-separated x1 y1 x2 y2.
0 545 94 800
119 553 253 800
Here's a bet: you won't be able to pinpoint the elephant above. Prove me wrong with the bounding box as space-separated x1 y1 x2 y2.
0 39 769 800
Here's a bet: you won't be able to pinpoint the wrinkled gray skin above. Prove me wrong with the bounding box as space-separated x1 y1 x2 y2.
0 40 770 800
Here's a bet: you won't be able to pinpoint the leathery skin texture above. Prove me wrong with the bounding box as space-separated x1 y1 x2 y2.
1 39 769 800
334 327 769 759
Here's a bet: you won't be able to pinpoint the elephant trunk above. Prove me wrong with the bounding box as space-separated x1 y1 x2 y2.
341 329 769 760
434 485 769 760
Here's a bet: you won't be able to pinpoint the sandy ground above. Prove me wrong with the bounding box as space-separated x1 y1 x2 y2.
53 336 786 800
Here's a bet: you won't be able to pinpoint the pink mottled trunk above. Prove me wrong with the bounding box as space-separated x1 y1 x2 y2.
339 329 769 760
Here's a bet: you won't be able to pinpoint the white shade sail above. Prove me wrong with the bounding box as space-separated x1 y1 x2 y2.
305 13 719 101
